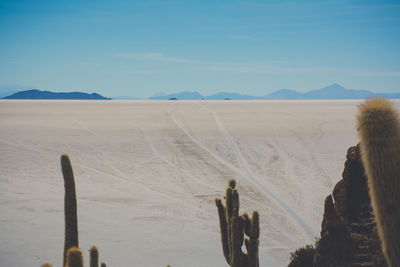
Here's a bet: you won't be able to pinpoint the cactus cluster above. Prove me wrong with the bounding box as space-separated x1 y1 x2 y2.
357 98 400 267
215 180 260 267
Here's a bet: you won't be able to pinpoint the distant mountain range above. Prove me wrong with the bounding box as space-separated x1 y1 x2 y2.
2 84 399 100
3 89 111 100
264 83 400 99
147 83 400 100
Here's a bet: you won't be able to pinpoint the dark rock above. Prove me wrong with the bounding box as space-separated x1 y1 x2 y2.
288 144 387 267
333 144 370 224
314 195 354 267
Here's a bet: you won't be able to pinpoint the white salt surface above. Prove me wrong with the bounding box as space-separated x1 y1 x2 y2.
1 100 399 267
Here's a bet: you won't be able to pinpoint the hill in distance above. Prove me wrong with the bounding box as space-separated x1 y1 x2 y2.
263 83 393 100
149 83 400 100
3 89 111 100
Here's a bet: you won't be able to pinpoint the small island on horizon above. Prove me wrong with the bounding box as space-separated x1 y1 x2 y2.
3 89 111 100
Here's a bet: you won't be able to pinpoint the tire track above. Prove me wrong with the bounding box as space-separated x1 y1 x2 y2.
197 103 315 241
169 111 244 176
142 129 215 191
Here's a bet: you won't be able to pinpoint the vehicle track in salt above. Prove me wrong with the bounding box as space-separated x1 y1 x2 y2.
142 129 216 192
143 125 263 208
194 103 316 242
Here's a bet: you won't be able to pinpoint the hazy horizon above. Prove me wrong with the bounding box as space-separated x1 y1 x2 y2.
1 0 399 97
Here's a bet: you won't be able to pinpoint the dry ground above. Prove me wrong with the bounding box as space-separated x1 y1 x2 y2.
1 100 398 267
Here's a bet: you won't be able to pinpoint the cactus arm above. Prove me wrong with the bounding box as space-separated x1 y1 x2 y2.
226 186 234 262
90 246 99 267
66 247 83 267
216 198 231 264
247 211 259 267
231 189 244 267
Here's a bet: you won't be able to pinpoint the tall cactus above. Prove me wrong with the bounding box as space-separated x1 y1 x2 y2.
357 98 400 267
215 180 260 267
61 154 79 267
41 155 108 267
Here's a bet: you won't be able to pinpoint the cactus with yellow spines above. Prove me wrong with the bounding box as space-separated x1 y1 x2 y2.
61 154 79 267
357 98 400 267
90 246 99 267
101 263 106 267
66 247 83 267
41 264 53 267
215 180 260 267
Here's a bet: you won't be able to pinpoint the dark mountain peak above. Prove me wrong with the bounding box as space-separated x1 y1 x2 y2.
149 91 204 100
323 83 345 90
264 88 302 99
25 89 41 92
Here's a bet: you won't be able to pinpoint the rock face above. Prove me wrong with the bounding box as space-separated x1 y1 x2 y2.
291 144 387 266
313 194 355 266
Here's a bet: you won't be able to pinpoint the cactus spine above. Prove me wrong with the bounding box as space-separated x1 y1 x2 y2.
357 98 400 267
90 246 99 267
215 180 260 267
61 154 79 267
66 247 84 267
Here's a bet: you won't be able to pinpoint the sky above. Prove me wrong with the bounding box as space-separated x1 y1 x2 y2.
0 0 399 98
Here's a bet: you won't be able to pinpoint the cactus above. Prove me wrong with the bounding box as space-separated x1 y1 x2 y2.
215 180 260 267
61 154 79 267
66 247 84 267
90 246 99 267
357 98 400 267
41 155 110 267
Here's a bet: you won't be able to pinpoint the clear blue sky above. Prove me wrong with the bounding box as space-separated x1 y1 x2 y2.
1 0 399 98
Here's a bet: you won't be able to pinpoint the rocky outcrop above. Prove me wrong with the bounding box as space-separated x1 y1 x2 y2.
290 144 387 266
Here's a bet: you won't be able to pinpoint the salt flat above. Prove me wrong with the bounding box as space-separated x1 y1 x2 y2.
1 100 399 267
